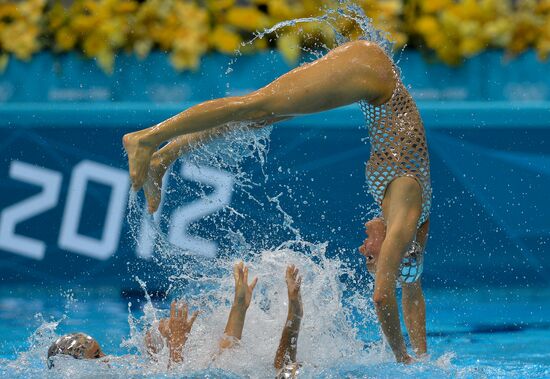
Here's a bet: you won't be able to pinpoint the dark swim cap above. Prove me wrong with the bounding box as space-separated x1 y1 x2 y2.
46 333 101 369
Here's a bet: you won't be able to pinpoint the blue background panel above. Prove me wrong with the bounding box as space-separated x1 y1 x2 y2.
0 52 549 289
0 122 549 288
1 51 550 104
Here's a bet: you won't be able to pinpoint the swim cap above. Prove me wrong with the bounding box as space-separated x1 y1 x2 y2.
46 333 102 369
276 362 301 378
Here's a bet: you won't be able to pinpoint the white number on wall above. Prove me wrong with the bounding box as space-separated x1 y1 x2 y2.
0 161 62 260
0 159 233 261
58 160 129 260
136 171 169 260
168 162 234 258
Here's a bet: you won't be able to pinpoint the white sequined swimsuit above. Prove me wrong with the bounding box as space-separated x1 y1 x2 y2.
360 73 432 227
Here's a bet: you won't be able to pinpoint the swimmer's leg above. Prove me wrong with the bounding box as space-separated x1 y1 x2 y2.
274 265 303 371
124 40 396 190
144 119 287 213
402 280 427 356
374 177 422 363
144 128 223 213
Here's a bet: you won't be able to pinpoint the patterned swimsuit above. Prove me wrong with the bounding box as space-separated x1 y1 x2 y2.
360 69 432 283
360 72 432 227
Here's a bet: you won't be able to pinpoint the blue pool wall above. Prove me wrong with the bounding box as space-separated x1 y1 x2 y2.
0 51 549 289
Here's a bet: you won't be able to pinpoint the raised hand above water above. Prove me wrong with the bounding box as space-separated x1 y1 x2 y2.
158 300 199 364
219 262 258 349
232 261 258 309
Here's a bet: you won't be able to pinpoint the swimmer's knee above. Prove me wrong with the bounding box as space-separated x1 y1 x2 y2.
343 41 396 103
231 93 272 122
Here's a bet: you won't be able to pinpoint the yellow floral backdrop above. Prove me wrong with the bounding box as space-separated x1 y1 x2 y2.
1 0 549 73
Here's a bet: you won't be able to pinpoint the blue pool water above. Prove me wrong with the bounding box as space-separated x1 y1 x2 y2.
1 285 548 378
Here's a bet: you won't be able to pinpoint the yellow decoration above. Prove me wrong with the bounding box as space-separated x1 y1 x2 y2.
0 0 549 73
0 0 45 60
206 0 236 12
225 7 271 31
55 27 77 51
277 31 301 64
0 54 8 72
419 0 452 14
210 25 242 54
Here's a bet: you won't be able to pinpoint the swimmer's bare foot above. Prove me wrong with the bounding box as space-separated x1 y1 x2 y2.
286 265 303 318
123 130 157 191
143 154 168 213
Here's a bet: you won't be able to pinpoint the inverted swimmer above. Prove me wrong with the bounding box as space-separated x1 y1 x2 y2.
123 40 431 363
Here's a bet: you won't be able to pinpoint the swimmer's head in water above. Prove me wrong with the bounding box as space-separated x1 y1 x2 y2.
359 218 424 283
46 333 104 368
276 362 301 379
358 217 385 276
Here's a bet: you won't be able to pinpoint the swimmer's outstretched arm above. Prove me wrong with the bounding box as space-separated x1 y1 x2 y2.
124 40 396 190
401 219 429 357
219 262 258 349
359 214 429 362
274 265 303 372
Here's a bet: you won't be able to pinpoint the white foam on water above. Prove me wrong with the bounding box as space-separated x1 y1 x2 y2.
118 243 379 377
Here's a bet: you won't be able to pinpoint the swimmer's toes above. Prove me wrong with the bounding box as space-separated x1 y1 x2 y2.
147 197 160 214
130 170 143 191
128 157 145 190
122 134 131 152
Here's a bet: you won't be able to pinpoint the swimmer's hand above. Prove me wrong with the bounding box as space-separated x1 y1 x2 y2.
158 300 199 364
285 265 303 317
233 261 258 309
274 265 303 370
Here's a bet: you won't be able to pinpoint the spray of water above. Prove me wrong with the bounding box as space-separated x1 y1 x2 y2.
114 244 378 377
123 0 395 292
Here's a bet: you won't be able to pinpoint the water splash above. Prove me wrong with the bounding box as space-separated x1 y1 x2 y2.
119 244 379 378
3 314 64 376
